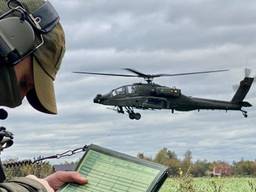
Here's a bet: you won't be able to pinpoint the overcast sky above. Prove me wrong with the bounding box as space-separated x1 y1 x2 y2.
2 0 256 164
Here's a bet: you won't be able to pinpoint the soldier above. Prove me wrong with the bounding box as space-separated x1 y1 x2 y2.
0 0 87 191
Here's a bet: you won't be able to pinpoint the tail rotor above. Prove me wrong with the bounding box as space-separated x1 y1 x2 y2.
244 68 255 82
244 68 251 78
233 68 255 92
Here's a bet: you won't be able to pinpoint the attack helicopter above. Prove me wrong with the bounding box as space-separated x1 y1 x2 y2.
74 68 254 120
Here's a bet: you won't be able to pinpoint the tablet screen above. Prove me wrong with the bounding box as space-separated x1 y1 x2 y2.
61 145 168 192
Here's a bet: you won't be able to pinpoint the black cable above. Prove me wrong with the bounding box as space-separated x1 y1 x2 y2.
7 0 25 9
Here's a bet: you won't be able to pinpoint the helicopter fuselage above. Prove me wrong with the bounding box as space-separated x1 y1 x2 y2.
75 68 253 120
93 82 247 113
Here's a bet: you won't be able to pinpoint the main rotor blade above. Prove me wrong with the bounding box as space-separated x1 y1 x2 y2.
124 68 228 78
124 68 149 78
156 69 229 77
73 71 138 77
74 69 229 80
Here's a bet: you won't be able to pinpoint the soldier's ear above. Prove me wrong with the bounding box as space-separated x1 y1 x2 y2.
0 1 59 66
0 17 36 65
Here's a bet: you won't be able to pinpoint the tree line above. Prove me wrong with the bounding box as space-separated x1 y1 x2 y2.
137 147 256 177
3 159 53 179
3 147 256 178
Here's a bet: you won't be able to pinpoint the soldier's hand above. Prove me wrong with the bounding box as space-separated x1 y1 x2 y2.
45 171 87 191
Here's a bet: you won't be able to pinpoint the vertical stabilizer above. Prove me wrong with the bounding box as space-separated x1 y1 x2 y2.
231 77 254 103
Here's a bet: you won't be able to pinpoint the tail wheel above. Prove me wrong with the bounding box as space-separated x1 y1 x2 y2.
241 110 248 118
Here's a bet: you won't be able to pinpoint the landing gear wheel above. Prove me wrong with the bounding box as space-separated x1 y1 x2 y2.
129 113 135 120
134 113 141 120
241 110 248 118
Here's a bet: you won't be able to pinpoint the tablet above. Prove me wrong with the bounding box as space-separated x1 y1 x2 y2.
60 144 168 192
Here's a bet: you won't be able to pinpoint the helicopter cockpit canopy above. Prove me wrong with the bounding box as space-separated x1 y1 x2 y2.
111 85 136 96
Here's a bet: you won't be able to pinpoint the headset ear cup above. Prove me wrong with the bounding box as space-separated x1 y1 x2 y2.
0 17 35 60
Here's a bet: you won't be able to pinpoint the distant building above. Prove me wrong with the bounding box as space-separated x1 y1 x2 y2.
208 163 232 177
209 167 222 177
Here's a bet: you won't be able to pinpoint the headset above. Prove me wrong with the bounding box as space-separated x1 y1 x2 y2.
0 0 59 65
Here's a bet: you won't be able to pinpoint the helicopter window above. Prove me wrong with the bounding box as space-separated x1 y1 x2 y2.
127 86 134 93
114 87 126 95
111 90 117 96
127 85 135 94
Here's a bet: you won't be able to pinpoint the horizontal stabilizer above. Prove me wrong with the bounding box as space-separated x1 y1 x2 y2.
231 77 254 103
241 101 252 107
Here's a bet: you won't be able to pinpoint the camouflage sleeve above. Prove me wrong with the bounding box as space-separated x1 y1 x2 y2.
0 177 48 192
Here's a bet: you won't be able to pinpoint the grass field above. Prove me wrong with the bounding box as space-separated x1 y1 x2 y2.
159 177 256 192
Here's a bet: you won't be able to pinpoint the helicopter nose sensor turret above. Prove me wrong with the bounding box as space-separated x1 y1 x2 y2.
94 94 103 103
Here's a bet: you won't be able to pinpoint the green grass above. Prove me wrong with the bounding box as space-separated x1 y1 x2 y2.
159 177 256 192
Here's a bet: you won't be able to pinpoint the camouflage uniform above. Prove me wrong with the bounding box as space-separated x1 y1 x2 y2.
0 177 48 192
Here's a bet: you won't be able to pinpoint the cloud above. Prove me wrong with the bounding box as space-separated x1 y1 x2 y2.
52 0 256 51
